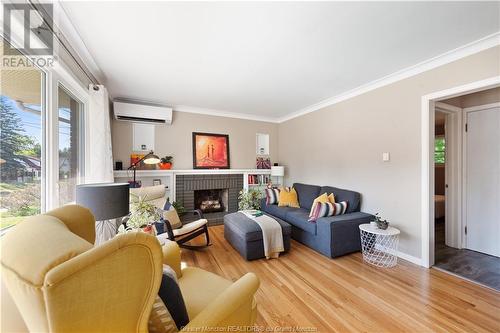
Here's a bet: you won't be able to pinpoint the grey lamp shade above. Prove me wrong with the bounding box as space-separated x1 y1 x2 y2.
76 183 130 220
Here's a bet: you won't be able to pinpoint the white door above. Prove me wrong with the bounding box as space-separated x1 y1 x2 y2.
466 106 500 257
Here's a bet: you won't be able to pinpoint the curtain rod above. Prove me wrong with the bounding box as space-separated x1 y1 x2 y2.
29 0 100 86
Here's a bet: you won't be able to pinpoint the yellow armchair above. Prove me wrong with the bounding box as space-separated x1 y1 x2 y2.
161 241 260 331
1 205 163 333
1 205 260 333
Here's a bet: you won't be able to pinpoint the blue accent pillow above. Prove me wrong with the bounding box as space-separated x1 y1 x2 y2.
154 221 166 235
163 198 173 211
158 266 189 329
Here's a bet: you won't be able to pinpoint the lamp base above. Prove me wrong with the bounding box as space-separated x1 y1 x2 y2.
95 219 120 245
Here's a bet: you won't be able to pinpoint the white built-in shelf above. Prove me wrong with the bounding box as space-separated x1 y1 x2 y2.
113 169 271 177
113 169 272 201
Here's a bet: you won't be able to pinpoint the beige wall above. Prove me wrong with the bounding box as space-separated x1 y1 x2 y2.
443 86 500 108
278 46 500 258
112 111 279 169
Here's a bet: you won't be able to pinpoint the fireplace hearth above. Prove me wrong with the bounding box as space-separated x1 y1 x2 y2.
194 189 228 213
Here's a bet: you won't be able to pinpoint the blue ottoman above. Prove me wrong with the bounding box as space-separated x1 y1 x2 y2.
224 212 292 260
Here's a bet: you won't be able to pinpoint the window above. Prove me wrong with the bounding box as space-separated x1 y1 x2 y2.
435 136 445 164
0 43 45 228
58 86 84 206
1 38 88 230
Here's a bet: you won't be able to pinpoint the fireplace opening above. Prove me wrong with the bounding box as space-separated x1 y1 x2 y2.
194 189 228 214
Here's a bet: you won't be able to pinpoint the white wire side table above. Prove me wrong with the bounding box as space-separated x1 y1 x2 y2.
359 223 400 268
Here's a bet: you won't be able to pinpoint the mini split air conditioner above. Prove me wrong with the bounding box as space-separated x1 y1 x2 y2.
113 101 172 125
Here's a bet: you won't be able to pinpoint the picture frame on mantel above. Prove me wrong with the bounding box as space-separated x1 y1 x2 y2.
192 132 230 169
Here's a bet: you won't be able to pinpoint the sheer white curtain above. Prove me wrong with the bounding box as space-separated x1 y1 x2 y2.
85 85 114 183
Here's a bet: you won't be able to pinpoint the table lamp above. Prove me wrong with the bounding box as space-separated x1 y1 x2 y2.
271 165 285 187
128 150 160 188
76 183 130 245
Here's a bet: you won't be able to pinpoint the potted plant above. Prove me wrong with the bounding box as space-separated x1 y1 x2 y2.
159 156 173 170
372 213 389 230
121 194 161 233
238 189 262 211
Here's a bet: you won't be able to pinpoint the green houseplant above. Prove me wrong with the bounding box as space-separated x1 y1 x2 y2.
372 213 389 230
159 156 173 170
125 194 161 230
238 189 262 211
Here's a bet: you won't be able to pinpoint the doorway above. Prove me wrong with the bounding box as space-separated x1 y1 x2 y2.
430 87 500 291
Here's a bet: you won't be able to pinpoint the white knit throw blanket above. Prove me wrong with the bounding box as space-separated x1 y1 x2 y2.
241 211 284 259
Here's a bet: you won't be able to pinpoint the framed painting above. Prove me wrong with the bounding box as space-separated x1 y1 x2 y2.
192 132 230 169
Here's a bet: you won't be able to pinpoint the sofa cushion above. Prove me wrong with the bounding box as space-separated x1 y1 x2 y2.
293 183 321 211
319 186 360 213
285 209 317 235
261 203 299 220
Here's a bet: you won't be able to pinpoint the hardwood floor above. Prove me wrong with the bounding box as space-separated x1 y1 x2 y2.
182 226 500 332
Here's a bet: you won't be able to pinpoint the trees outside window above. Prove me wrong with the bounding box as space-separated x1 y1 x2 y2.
435 137 445 164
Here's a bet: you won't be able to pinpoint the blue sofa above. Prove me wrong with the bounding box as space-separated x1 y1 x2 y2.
261 183 374 258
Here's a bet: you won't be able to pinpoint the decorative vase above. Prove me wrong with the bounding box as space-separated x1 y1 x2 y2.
159 162 172 170
141 224 156 235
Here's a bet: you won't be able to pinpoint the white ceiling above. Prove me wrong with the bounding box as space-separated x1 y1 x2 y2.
62 1 499 121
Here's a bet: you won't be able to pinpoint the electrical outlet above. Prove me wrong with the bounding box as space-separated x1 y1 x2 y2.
382 152 390 162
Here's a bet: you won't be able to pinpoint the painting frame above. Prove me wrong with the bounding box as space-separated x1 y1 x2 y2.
192 132 230 169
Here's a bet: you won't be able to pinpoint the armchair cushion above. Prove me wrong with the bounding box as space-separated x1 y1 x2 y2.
178 267 232 319
130 184 166 209
163 209 183 230
172 219 208 237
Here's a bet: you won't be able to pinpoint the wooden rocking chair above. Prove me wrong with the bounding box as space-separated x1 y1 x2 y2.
160 209 210 249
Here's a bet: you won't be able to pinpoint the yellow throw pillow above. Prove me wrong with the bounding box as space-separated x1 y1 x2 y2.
278 187 300 208
313 193 329 205
309 193 335 217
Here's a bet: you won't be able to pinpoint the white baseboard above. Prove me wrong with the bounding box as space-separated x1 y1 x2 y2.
372 244 424 266
397 251 423 266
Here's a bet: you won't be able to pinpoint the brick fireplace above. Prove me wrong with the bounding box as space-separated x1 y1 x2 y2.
175 174 243 225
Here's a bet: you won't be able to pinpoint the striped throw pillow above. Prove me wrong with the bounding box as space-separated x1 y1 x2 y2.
265 187 280 205
308 201 348 222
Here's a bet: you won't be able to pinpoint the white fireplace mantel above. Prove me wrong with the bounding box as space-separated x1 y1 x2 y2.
114 168 270 177
113 169 272 201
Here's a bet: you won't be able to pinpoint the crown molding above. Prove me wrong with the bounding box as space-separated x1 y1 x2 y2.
173 105 280 123
278 31 500 123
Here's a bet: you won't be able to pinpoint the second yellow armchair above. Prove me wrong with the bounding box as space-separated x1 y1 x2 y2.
161 240 260 331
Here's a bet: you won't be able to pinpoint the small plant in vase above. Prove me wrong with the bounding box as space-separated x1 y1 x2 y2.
159 156 173 170
122 194 161 233
372 213 389 230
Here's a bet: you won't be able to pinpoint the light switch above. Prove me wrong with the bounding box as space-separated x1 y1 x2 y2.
382 152 390 162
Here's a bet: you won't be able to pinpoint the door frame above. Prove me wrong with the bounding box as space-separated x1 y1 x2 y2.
462 102 500 251
420 76 500 268
435 102 463 250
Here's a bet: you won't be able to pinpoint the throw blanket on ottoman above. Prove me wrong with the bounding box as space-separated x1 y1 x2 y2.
240 211 284 259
